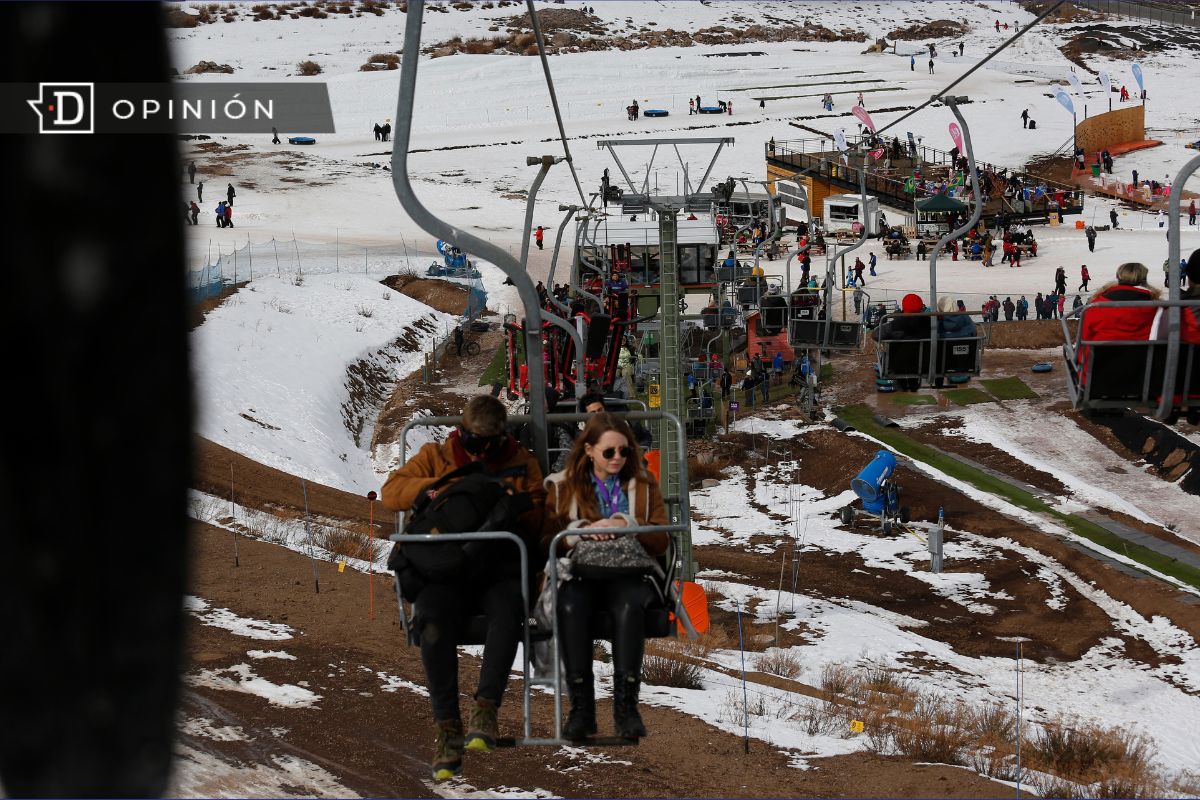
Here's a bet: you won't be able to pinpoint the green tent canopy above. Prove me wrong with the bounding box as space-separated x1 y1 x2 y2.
916 194 969 213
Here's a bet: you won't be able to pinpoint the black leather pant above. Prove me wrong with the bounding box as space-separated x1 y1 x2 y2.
415 578 523 722
558 577 653 676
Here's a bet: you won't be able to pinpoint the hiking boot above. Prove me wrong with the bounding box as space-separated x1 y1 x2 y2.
561 674 597 741
431 719 463 781
612 671 647 739
464 699 498 753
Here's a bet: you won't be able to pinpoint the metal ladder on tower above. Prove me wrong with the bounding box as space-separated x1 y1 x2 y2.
655 205 693 579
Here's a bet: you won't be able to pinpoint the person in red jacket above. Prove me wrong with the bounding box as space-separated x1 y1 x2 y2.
1078 262 1159 380
533 225 545 250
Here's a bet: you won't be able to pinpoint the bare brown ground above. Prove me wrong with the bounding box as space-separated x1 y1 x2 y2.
183 521 1033 797
381 273 472 316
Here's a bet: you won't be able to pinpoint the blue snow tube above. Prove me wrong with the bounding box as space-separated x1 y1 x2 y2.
1031 362 1054 373
948 374 971 384
698 106 723 114
852 450 897 515
643 109 669 118
288 136 316 145
436 240 447 255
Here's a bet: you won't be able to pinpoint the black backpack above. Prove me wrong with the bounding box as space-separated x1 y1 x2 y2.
388 461 533 600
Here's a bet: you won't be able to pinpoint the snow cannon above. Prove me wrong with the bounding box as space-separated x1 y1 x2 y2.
851 450 896 514
839 450 910 533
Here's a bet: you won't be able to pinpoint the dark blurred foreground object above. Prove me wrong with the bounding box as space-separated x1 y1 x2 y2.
0 3 191 796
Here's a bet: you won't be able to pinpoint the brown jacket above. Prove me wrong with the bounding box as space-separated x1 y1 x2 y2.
540 470 669 557
381 431 545 546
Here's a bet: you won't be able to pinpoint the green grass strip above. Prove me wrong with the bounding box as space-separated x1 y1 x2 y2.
836 404 1200 591
891 394 936 406
477 341 508 387
980 377 1039 400
944 387 994 406
820 362 834 381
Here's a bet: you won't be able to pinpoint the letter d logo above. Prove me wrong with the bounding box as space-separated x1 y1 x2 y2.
28 82 94 134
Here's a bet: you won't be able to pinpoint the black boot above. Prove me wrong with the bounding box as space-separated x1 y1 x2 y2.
612 671 647 739
562 674 596 741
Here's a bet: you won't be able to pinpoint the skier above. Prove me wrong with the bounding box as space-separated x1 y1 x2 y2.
910 54 915 71
534 225 545 250
197 181 204 203
1109 208 1119 229
1189 200 1197 226
226 182 236 207
1079 264 1090 291
928 57 934 74
1021 108 1029 129
1085 225 1097 252
187 160 196 184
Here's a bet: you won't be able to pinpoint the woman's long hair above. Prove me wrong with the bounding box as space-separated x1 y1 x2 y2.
561 413 645 521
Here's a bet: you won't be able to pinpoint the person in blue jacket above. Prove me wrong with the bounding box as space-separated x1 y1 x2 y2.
215 200 227 228
772 351 784 383
936 296 976 337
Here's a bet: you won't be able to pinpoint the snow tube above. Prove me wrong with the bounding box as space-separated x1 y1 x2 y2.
698 106 724 114
1031 362 1054 373
948 374 971 384
877 384 896 393
288 136 316 145
643 109 669 118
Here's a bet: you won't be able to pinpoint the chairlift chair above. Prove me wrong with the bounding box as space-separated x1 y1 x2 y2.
1058 151 1200 423
389 412 699 747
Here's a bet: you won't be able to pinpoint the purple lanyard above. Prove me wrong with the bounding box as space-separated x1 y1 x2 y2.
591 474 621 517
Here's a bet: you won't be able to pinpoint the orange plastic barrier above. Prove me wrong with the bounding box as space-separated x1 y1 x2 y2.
674 581 710 635
645 449 661 481
1075 220 1086 229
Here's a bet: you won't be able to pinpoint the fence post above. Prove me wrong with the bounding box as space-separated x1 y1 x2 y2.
335 229 339 272
292 233 302 277
364 246 368 275
246 234 253 281
233 240 238 284
272 238 281 277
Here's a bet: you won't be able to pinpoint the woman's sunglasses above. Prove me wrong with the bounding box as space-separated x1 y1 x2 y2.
460 428 505 455
600 446 632 460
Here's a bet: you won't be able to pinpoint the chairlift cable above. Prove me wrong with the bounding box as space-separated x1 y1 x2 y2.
873 0 1066 139
527 0 589 208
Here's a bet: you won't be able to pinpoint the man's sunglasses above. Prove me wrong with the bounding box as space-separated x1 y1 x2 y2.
600 446 632 460
460 428 505 455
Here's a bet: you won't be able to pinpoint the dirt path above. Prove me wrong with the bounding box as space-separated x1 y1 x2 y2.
180 520 1033 797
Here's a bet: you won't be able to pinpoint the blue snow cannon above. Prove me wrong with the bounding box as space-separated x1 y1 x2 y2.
839 450 910 532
